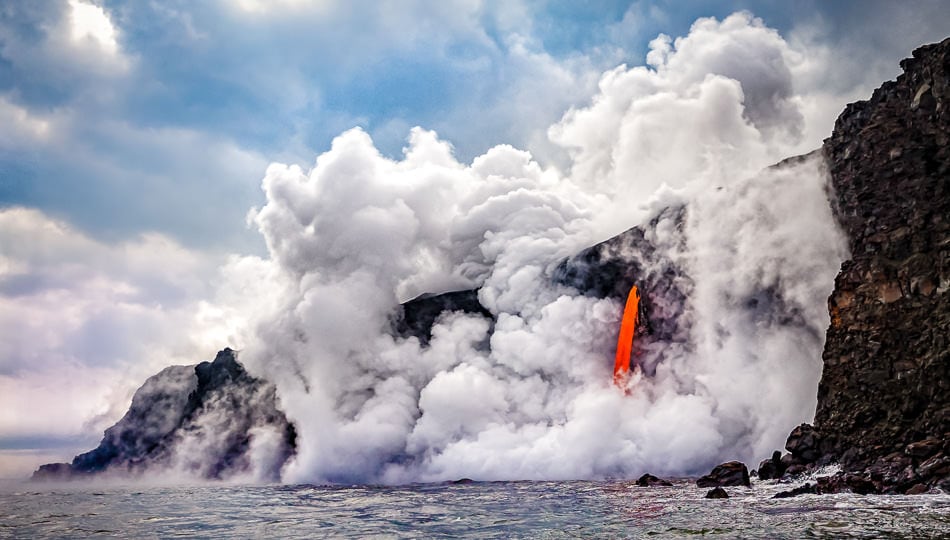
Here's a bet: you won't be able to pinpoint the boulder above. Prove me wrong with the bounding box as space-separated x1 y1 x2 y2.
696 461 750 488
635 473 673 487
785 424 821 463
704 487 729 499
757 450 786 480
905 439 943 459
783 464 808 478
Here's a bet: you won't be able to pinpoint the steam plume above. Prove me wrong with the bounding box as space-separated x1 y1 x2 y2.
225 12 848 483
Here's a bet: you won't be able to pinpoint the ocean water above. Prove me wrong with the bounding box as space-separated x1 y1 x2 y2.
1 479 948 539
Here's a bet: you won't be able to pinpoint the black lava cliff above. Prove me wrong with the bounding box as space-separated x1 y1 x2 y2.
33 349 296 481
764 38 950 495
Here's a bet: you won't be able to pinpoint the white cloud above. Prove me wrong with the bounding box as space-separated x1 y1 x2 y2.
0 97 51 144
67 0 119 55
230 0 330 14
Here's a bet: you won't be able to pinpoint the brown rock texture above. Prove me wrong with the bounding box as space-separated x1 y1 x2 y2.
813 37 950 493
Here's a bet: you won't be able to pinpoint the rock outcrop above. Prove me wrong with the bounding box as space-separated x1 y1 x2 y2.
33 349 296 481
635 473 673 487
553 206 692 347
756 451 786 481
696 461 751 488
392 289 493 345
761 37 950 495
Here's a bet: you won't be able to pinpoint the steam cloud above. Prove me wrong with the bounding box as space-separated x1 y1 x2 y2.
197 12 849 484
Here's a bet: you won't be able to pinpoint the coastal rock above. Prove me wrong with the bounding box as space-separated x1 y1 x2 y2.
756 451 786 480
33 349 296 481
905 439 943 459
782 464 807 478
773 483 816 499
696 461 750 488
636 473 673 487
704 487 729 499
785 424 821 463
775 473 879 498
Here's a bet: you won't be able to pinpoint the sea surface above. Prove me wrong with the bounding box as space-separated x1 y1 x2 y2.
1 477 948 538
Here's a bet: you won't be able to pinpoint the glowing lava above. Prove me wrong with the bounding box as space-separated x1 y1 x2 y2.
613 285 640 389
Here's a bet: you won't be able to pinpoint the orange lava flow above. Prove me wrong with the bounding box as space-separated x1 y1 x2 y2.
613 285 640 389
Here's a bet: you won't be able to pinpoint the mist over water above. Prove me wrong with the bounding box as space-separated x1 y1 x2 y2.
188 12 852 484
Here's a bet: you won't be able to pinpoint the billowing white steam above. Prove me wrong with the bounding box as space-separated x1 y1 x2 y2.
232 12 848 483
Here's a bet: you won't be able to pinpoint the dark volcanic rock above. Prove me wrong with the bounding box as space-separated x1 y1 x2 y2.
774 473 880 498
704 487 729 499
554 206 694 375
392 289 493 345
757 451 786 481
696 461 751 488
636 473 673 487
33 349 296 481
393 207 693 362
808 37 950 493
785 424 821 463
905 438 943 459
773 483 817 499
554 206 690 341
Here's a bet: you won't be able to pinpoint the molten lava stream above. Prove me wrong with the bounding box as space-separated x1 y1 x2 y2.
613 285 640 391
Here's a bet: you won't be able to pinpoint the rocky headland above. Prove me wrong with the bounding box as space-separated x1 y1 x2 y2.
33 349 296 481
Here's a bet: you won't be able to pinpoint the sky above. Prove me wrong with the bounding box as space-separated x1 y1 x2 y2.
1 0 948 480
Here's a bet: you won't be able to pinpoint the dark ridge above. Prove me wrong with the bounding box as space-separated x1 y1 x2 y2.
392 289 493 345
553 205 692 347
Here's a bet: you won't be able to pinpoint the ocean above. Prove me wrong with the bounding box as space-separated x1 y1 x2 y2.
2 477 948 538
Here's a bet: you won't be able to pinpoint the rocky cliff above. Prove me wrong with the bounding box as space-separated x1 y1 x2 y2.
33 349 297 481
763 37 950 494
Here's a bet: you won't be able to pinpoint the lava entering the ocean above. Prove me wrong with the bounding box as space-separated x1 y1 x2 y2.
613 285 640 390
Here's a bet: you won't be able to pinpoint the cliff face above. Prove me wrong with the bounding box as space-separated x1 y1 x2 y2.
33 349 296 482
773 38 950 494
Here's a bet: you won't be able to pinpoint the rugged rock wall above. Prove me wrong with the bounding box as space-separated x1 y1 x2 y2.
815 37 950 491
33 349 296 481
766 38 950 494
